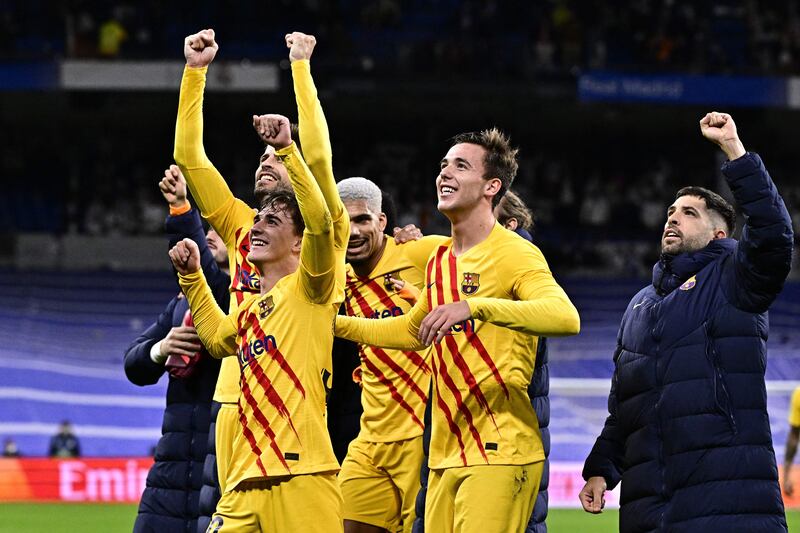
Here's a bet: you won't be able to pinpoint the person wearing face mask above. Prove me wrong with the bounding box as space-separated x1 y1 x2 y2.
579 112 793 532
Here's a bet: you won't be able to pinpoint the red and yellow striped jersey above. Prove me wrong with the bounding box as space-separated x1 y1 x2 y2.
344 236 445 442
179 142 341 487
336 224 580 469
175 61 347 403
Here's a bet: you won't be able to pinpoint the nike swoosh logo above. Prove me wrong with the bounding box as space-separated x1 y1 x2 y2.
633 301 645 309
427 282 436 289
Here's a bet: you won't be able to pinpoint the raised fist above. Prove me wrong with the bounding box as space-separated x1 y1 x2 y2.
158 165 188 208
169 238 201 275
699 111 746 160
285 32 317 62
252 114 292 149
184 29 219 68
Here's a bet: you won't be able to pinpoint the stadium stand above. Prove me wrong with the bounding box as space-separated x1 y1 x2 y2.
1 270 796 463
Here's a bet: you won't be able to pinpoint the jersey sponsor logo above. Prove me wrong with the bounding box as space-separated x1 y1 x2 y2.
679 275 697 291
238 334 278 367
258 295 275 319
461 272 480 295
368 306 404 319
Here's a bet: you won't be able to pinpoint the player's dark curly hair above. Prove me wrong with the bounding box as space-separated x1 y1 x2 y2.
675 186 736 236
450 128 519 208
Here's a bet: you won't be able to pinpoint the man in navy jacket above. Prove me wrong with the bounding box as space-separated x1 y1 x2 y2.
580 113 794 532
124 165 230 533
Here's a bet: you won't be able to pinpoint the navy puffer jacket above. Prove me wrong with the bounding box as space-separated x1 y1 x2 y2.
125 208 229 533
583 153 793 532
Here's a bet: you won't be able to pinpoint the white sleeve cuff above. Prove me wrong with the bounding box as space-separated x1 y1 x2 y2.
150 341 167 364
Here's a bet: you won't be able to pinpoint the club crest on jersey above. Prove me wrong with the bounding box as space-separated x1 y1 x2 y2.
258 295 275 318
461 272 480 295
679 275 697 291
383 271 402 291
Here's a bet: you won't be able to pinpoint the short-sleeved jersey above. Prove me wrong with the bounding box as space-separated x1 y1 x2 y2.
344 236 445 442
790 387 800 427
336 223 579 470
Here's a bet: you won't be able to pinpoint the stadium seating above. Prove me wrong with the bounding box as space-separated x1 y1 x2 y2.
1 270 797 462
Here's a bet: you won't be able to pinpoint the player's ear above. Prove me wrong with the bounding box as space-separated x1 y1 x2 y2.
504 217 519 231
485 177 502 199
378 212 387 232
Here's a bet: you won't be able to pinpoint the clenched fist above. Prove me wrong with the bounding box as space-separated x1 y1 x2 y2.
700 111 746 161
169 238 201 275
285 32 317 63
158 165 188 208
184 29 219 68
252 114 292 150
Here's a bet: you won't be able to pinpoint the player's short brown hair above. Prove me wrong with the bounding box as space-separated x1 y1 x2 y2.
259 188 305 237
451 128 519 208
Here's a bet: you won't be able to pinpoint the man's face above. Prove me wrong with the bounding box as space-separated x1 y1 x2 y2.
206 229 228 266
661 195 720 254
246 204 300 266
344 199 387 265
436 143 496 216
253 146 291 201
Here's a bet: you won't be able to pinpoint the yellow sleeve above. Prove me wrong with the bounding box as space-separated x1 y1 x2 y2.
402 235 449 274
275 142 335 304
790 388 800 427
291 59 349 251
335 290 429 351
467 243 580 337
174 66 252 245
178 269 238 359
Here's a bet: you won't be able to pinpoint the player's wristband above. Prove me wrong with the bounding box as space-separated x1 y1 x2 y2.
169 201 191 216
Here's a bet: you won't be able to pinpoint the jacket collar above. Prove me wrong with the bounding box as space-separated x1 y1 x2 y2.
652 238 736 295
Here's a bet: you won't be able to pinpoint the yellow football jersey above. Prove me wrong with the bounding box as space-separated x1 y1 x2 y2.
180 141 342 487
175 63 346 403
336 224 580 469
344 236 445 442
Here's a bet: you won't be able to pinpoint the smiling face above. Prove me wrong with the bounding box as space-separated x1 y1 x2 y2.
253 146 291 203
246 202 302 267
344 199 387 266
661 195 725 254
436 143 500 217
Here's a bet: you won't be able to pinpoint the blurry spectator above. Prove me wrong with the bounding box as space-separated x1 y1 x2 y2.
49 421 80 458
2 437 20 457
98 8 128 58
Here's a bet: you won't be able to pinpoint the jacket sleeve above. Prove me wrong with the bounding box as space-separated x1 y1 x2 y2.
123 297 178 386
165 208 231 313
722 152 794 313
582 365 625 489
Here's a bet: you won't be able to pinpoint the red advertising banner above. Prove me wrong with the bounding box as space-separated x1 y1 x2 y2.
0 458 153 502
1 457 798 507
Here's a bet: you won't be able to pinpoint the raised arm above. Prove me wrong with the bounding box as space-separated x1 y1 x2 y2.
170 238 238 359
174 29 250 245
286 33 347 233
259 114 336 303
699 113 794 312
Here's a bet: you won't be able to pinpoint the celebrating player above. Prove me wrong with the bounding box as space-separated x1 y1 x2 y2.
171 115 343 531
335 129 580 532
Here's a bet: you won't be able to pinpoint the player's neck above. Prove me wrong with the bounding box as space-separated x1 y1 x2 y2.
256 257 299 294
449 206 496 256
351 236 387 277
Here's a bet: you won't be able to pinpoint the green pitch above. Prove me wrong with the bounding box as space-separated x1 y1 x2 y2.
0 504 798 532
